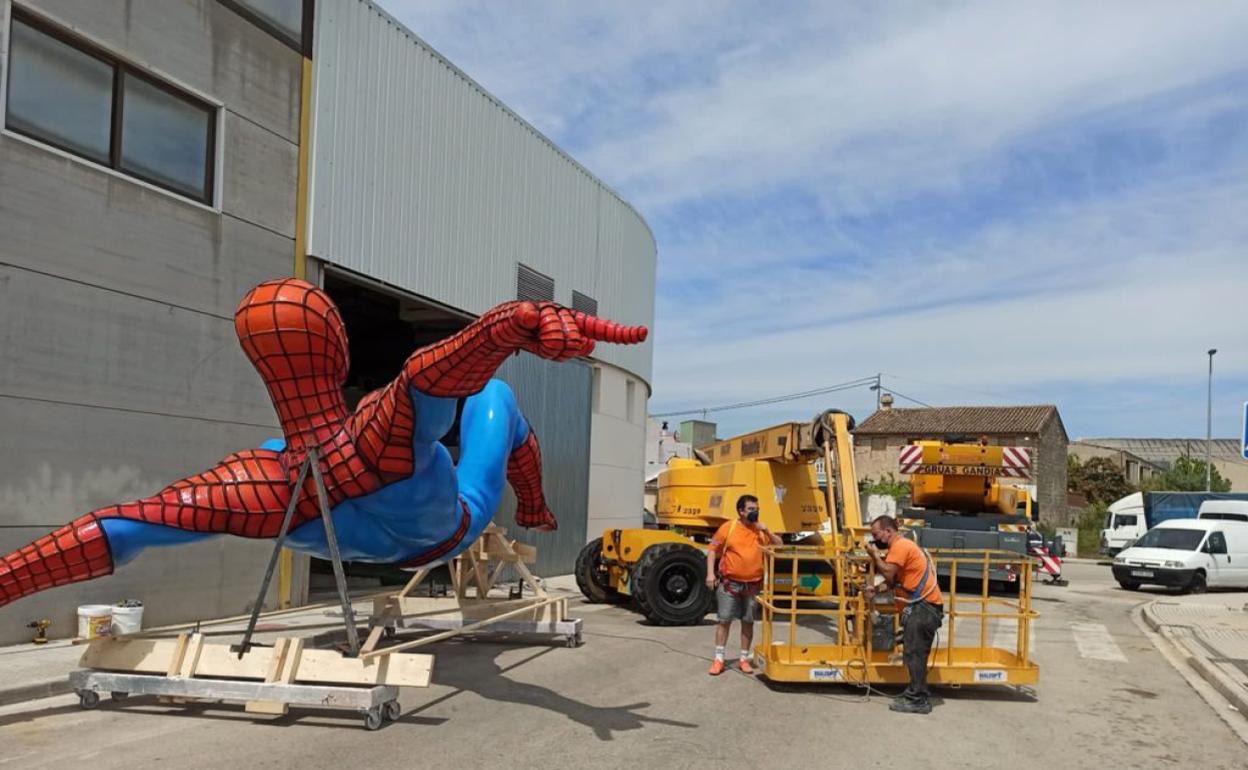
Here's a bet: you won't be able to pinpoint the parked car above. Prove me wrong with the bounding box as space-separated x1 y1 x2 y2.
1111 519 1248 593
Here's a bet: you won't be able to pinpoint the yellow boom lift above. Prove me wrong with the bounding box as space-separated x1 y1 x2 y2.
574 413 853 625
577 410 1040 688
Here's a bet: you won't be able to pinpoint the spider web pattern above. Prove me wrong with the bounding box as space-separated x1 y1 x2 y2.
0 515 112 606
507 430 556 529
234 280 352 454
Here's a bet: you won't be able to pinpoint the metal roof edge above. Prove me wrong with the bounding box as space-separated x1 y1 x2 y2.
348 0 657 254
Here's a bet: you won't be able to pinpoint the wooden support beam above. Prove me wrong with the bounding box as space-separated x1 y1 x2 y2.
360 597 563 659
246 637 306 714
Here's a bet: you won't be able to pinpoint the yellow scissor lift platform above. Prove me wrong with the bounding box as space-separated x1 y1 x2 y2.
754 541 1039 688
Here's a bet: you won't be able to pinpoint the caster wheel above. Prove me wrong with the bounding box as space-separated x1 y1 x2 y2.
364 708 383 731
383 700 401 721
78 690 100 710
383 626 397 639
110 691 129 702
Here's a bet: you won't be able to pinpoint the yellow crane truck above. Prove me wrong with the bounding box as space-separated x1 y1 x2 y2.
898 439 1045 589
575 411 859 625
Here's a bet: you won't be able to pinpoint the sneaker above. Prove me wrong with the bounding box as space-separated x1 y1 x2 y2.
738 658 755 675
889 698 932 714
708 659 726 676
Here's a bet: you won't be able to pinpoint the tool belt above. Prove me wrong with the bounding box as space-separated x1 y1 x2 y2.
720 578 761 598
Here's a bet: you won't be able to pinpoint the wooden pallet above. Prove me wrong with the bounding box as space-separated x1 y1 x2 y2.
72 631 431 727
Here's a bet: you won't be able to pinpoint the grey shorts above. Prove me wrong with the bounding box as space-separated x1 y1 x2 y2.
716 580 760 623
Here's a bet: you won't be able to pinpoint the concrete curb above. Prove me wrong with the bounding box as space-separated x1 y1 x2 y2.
1141 602 1248 719
0 678 72 708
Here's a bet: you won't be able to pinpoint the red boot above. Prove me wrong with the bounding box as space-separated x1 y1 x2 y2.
0 515 113 609
507 431 557 530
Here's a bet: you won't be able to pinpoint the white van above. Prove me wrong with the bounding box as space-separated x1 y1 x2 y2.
1100 492 1145 556
1111 519 1248 593
1198 500 1248 523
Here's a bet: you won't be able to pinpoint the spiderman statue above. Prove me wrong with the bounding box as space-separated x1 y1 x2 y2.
0 278 647 608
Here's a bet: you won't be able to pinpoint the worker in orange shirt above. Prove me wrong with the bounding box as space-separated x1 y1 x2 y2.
864 515 944 713
704 494 782 676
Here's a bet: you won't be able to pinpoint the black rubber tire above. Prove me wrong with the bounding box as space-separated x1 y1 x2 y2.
575 538 627 604
364 708 383 731
1117 580 1141 591
78 690 100 710
632 543 713 626
1184 571 1207 595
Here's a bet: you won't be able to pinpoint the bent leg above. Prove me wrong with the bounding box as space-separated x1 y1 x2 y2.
456 379 554 531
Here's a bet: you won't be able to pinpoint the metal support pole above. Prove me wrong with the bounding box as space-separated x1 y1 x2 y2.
1207 348 1217 492
309 449 361 657
235 453 313 657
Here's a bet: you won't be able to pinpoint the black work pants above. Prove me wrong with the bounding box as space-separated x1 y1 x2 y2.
900 601 943 701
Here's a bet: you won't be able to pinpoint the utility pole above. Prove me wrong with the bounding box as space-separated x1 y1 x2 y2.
875 373 882 410
1207 349 1217 491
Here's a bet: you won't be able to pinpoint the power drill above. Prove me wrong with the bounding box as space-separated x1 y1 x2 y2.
27 619 51 645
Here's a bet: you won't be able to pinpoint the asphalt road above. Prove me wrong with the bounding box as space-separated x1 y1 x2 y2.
1 561 1244 769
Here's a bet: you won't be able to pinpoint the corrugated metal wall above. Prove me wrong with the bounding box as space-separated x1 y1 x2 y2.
308 0 656 385
493 355 591 576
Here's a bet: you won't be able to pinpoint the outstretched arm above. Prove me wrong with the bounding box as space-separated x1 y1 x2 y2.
404 300 646 397
350 301 647 475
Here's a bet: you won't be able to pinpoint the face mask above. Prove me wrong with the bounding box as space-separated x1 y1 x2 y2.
871 537 889 550
745 510 760 523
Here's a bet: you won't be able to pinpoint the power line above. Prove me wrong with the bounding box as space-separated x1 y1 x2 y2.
651 376 878 418
881 372 1013 402
881 386 934 408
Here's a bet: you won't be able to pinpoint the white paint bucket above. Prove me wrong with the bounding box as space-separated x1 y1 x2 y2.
111 603 144 635
77 605 113 639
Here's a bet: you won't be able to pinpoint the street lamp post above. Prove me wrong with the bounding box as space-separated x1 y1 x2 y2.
1207 348 1217 492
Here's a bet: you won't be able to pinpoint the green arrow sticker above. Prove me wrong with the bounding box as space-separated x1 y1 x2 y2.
798 574 822 591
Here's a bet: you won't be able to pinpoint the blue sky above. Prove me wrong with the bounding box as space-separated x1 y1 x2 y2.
381 1 1248 441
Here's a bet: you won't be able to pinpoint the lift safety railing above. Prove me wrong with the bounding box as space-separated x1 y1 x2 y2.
756 542 1039 684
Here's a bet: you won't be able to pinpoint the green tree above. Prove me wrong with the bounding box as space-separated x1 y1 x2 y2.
1141 456 1232 492
860 473 910 500
1067 455 1134 506
1076 502 1109 558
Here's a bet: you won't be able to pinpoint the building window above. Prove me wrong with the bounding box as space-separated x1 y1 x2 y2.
6 17 112 163
572 291 598 317
218 0 308 51
516 264 554 302
5 13 216 204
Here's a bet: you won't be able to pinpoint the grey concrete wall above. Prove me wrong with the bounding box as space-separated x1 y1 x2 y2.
0 1 299 644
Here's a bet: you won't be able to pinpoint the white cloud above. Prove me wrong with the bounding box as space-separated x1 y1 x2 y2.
380 0 1248 437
